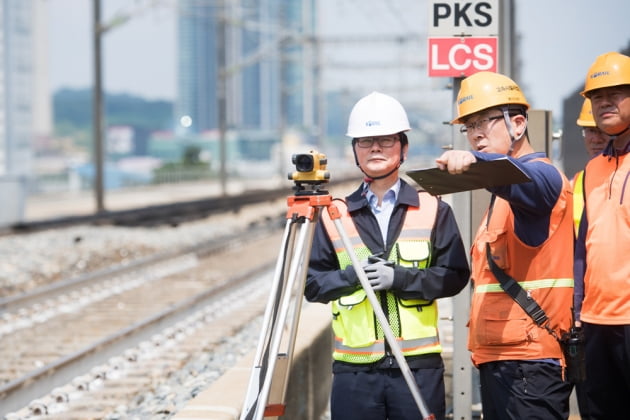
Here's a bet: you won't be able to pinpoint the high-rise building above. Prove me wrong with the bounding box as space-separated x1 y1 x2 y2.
32 0 52 150
175 0 318 140
0 0 36 176
175 1 219 135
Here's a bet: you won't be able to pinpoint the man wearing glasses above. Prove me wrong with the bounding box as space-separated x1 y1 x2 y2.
436 72 574 420
306 91 470 420
572 98 609 236
569 97 606 420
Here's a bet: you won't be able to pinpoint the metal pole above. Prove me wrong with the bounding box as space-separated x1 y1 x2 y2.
498 0 514 77
92 0 105 213
450 77 473 420
216 2 228 196
278 33 287 180
314 36 326 150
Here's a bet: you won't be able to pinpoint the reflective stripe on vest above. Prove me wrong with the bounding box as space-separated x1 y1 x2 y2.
475 278 574 293
322 192 442 363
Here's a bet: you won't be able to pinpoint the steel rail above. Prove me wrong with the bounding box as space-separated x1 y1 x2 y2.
3 178 359 235
0 222 275 314
0 260 276 417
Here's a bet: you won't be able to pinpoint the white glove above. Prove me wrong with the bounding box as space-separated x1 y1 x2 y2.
364 260 395 291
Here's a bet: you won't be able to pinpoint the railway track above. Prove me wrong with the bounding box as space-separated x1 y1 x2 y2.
4 177 361 235
0 178 362 419
0 223 284 419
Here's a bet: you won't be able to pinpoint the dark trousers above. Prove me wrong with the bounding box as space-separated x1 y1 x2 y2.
330 366 445 420
478 360 571 420
579 322 630 419
574 382 592 419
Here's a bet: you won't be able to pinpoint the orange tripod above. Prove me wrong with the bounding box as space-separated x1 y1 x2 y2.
240 155 435 420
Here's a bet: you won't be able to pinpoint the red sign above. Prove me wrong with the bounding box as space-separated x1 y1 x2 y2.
428 37 498 77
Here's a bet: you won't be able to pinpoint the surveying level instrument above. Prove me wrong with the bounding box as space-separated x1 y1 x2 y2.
240 150 435 420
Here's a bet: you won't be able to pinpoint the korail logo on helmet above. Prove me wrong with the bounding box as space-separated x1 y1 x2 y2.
457 95 473 105
497 85 520 93
590 71 610 79
365 120 381 127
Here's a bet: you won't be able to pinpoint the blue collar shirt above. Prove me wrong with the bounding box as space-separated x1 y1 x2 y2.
364 179 400 246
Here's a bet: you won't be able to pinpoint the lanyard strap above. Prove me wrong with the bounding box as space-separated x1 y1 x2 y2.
485 242 548 326
484 195 559 341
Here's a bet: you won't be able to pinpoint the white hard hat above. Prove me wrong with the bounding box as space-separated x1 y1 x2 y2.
346 91 411 138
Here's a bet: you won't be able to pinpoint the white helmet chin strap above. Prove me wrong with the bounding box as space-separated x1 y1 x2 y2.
501 107 526 156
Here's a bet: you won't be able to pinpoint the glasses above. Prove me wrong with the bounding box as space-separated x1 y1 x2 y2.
459 115 503 134
582 128 609 139
355 135 399 148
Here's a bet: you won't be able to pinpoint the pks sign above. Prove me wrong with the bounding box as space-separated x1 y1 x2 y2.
428 37 497 77
429 0 499 36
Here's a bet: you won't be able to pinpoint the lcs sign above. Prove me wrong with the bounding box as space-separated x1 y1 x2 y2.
428 37 497 77
427 0 499 77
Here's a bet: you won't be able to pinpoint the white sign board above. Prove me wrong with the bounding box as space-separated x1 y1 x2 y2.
428 0 499 37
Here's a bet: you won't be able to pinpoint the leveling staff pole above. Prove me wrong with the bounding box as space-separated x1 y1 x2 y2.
327 203 436 420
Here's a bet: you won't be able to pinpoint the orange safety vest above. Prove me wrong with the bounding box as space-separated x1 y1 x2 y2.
581 153 630 324
321 192 441 364
468 160 574 366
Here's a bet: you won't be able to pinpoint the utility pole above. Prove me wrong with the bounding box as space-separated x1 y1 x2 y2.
278 33 287 180
216 1 228 196
450 77 473 420
91 0 163 212
92 0 105 213
314 36 325 149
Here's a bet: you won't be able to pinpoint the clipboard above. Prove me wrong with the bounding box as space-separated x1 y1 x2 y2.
406 158 532 195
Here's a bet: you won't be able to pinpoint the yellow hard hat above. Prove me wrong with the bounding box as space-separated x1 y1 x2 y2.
576 98 596 127
581 52 630 97
452 71 530 124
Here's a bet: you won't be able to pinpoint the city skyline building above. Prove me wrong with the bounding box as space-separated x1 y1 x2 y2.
174 0 319 143
175 1 219 135
0 0 40 177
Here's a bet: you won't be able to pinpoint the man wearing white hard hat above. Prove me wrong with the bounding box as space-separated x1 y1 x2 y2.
306 92 470 420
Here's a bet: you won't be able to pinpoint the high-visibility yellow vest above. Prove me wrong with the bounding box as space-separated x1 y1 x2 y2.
572 170 585 237
321 192 442 364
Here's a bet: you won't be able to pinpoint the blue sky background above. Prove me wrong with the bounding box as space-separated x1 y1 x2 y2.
515 0 630 117
47 0 630 120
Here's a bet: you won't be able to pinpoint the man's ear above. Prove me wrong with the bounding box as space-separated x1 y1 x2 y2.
402 143 409 162
513 114 528 137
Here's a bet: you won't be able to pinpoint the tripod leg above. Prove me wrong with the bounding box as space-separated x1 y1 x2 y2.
240 218 297 419
330 216 436 420
241 211 320 420
257 215 318 419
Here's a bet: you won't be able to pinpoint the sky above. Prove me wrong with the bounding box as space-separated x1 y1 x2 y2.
47 0 176 100
46 0 630 120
